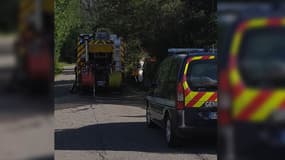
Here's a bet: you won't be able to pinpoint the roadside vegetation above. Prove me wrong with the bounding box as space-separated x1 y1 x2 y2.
55 0 217 75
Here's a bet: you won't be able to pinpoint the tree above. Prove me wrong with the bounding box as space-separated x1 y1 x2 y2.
56 0 217 72
55 0 81 64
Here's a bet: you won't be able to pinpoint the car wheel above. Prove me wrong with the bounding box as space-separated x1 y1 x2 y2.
146 105 155 128
165 116 179 147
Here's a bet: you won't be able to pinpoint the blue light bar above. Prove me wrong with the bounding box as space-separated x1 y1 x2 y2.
168 48 206 54
168 48 217 56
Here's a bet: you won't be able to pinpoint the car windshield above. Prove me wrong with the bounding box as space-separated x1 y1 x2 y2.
239 28 285 88
187 60 218 91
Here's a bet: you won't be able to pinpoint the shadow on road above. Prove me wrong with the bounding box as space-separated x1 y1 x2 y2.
120 115 146 118
55 122 217 154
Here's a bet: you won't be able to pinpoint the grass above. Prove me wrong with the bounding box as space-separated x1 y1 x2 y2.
55 62 64 75
59 62 75 66
55 61 75 75
0 32 17 37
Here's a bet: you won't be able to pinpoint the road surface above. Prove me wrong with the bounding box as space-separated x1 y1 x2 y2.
55 66 217 160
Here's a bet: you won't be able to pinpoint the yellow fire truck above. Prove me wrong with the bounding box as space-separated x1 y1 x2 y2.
73 29 125 95
15 0 53 88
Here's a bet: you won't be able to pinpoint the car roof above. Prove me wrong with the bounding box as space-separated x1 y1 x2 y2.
218 3 285 68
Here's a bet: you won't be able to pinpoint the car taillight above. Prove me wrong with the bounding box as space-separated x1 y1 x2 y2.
219 70 232 126
176 82 184 110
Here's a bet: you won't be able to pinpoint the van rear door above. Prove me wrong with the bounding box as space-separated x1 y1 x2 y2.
228 18 285 123
182 56 218 112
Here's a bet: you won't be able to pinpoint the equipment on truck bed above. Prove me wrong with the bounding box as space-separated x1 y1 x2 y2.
72 29 125 96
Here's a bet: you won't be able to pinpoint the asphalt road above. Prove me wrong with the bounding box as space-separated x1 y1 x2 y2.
55 66 217 160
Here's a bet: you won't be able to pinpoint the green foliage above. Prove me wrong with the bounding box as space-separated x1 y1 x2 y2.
0 0 18 32
55 0 217 73
55 61 64 75
81 0 217 61
55 0 81 71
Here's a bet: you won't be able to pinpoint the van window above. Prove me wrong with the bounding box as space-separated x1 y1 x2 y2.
239 28 285 88
157 57 172 83
187 60 217 91
168 57 183 100
154 57 172 97
168 57 182 82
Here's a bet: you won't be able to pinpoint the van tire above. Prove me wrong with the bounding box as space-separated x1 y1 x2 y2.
165 115 179 147
146 104 155 128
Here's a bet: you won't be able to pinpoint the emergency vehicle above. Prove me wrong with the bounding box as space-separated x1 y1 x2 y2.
146 48 217 147
218 3 285 160
72 29 125 95
15 0 53 89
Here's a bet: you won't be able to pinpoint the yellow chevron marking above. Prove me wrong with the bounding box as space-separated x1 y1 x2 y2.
192 56 203 61
209 56 215 59
230 69 241 86
281 18 285 25
184 63 189 75
183 81 189 90
77 45 84 52
232 89 259 117
185 92 198 106
77 46 85 53
228 18 285 122
230 32 243 55
77 49 85 58
230 18 270 56
247 18 267 28
250 91 285 122
193 92 215 108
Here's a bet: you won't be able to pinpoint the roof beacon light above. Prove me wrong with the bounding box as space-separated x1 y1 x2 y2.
168 48 206 54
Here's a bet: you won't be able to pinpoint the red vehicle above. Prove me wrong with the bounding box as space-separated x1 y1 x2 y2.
14 0 53 89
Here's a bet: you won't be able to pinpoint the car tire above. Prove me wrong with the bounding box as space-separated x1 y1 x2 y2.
165 116 179 147
146 105 155 128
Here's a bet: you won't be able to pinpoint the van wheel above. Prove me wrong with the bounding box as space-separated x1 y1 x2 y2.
165 116 179 147
146 105 155 128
